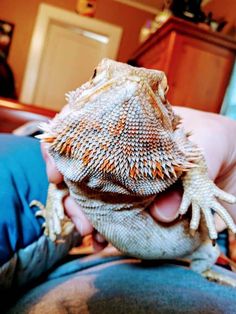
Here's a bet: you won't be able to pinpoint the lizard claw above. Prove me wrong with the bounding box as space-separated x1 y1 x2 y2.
180 168 236 240
30 200 46 217
30 198 62 240
30 184 74 242
189 228 196 237
35 209 46 218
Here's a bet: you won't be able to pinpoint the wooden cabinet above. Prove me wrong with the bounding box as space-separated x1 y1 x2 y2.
130 17 236 113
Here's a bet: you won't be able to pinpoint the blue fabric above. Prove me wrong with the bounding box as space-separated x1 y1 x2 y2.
8 255 236 313
0 134 49 265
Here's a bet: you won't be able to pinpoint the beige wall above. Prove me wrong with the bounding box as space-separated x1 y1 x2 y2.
204 0 236 35
95 0 154 61
0 0 154 97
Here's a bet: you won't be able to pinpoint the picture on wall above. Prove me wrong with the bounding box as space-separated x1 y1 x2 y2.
0 20 14 59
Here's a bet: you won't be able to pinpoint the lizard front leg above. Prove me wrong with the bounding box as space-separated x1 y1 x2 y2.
31 183 75 242
179 159 236 240
189 240 236 287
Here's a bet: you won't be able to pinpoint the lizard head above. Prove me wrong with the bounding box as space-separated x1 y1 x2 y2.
39 59 193 195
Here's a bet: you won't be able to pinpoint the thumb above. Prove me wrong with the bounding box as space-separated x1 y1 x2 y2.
149 185 182 222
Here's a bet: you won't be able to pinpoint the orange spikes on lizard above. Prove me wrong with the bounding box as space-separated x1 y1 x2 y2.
156 162 164 179
129 165 139 179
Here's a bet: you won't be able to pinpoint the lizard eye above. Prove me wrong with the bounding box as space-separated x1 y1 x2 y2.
164 85 169 95
91 68 97 79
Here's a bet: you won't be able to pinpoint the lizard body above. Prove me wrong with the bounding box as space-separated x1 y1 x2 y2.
35 59 236 276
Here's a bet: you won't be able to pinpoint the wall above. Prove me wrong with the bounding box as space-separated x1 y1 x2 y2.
204 0 236 119
95 0 154 61
0 0 154 97
204 0 236 36
0 0 76 96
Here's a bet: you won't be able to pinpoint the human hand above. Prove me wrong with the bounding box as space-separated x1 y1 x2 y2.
150 106 236 232
41 142 107 251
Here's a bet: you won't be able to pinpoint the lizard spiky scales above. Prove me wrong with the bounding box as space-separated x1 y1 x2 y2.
37 58 236 276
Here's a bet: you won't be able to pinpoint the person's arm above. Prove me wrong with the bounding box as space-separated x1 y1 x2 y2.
0 135 81 292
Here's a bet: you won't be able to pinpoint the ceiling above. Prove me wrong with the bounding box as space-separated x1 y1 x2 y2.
114 0 212 14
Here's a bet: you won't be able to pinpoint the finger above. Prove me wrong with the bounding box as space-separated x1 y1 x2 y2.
214 213 227 232
212 202 236 234
41 142 63 184
92 231 108 252
149 188 182 222
64 196 93 236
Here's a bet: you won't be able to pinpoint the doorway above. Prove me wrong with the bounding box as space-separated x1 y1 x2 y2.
20 3 122 110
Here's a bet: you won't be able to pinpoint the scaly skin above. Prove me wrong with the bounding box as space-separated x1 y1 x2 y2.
35 59 236 276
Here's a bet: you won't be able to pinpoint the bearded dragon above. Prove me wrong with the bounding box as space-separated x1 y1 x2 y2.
32 59 236 283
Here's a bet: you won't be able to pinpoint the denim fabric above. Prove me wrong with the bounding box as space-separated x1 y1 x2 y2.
7 255 236 314
0 134 48 265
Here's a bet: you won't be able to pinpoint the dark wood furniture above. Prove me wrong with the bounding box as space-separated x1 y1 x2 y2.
0 98 57 133
130 17 236 113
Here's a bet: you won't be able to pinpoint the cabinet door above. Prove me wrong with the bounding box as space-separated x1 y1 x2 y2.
137 36 173 73
167 34 235 112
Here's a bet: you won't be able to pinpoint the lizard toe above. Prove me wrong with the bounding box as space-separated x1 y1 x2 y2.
212 202 236 234
189 203 201 232
178 193 191 215
214 186 236 204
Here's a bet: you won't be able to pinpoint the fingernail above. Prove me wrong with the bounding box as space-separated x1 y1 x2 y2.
94 233 106 243
150 190 181 222
155 206 178 222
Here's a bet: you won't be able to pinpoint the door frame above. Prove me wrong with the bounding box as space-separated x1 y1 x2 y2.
20 3 122 104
